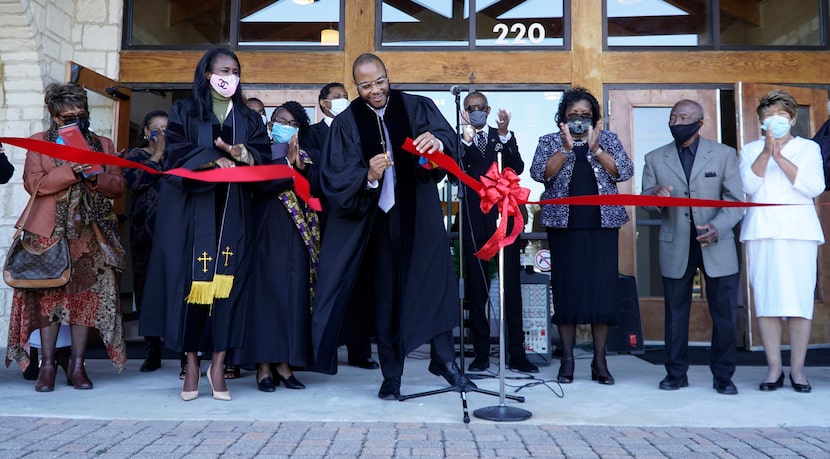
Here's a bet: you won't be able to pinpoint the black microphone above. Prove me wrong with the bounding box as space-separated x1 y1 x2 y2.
450 85 463 96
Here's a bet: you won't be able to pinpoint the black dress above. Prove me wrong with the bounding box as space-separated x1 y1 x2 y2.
232 162 318 367
547 143 618 325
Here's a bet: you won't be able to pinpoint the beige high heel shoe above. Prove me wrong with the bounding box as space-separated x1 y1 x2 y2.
180 361 199 401
206 365 231 401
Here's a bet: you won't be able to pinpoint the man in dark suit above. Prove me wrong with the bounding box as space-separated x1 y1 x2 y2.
641 99 743 395
307 82 379 371
459 91 538 374
307 83 349 154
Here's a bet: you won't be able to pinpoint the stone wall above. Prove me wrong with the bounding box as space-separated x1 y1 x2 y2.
0 0 122 347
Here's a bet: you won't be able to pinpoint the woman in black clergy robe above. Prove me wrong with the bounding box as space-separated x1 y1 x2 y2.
233 101 320 392
139 48 268 402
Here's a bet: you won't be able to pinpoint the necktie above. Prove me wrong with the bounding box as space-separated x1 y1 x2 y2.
378 117 395 212
680 147 693 181
475 130 487 153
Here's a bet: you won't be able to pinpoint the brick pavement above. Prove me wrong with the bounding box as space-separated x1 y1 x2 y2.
1 417 829 458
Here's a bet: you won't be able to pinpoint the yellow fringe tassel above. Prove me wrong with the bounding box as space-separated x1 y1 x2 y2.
185 280 216 305
213 274 234 299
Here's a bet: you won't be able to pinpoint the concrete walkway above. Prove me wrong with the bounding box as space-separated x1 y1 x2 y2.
1 347 829 457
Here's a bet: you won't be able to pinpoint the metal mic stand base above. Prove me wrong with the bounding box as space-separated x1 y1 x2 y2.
400 385 525 403
474 405 532 422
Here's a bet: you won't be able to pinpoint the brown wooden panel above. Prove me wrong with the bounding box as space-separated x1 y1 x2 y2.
119 51 346 85
603 52 830 84
640 297 715 343
571 0 603 98
343 0 375 85
376 51 571 84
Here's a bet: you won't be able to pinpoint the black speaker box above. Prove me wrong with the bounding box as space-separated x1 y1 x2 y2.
608 274 645 354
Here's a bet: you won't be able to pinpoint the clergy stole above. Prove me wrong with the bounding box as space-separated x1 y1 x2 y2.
185 111 247 309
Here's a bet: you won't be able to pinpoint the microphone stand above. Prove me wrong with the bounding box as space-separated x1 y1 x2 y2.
399 86 524 421
473 149 532 422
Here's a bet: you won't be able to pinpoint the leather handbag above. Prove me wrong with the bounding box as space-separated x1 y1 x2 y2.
3 178 71 289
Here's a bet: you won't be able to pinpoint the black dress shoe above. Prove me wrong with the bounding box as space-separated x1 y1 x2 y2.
428 360 478 391
378 377 401 400
557 358 574 384
140 350 162 373
276 373 305 390
713 377 738 395
467 356 490 372
759 372 785 391
348 357 380 370
257 376 276 392
789 374 812 393
659 375 689 390
590 360 614 385
508 358 539 373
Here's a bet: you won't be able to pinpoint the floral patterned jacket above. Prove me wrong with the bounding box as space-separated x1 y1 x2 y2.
530 130 634 229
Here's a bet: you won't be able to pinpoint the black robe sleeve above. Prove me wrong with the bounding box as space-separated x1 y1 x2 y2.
321 111 379 218
0 152 14 184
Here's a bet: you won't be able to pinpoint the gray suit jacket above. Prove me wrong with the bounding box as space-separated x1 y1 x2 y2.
641 137 743 279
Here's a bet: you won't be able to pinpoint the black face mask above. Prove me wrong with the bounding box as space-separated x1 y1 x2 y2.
669 121 701 144
66 117 91 134
566 116 592 135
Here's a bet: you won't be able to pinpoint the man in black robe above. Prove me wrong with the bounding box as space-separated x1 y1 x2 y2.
312 53 474 400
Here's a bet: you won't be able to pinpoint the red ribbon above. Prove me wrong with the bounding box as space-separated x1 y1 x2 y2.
400 137 803 261
0 137 321 211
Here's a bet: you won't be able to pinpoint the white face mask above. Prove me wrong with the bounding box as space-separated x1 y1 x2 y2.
329 98 349 117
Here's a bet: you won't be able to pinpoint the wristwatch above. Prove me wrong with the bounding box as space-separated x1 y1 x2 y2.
592 147 603 157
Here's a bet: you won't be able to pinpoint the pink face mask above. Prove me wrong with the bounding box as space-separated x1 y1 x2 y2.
209 73 239 98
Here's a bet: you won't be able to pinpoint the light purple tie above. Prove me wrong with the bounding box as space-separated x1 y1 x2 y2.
378 116 395 212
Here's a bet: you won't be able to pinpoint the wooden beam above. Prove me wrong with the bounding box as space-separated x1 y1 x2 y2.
571 0 603 99
343 0 375 85
602 51 830 84
119 51 346 85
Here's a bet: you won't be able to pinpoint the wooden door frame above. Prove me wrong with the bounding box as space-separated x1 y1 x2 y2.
736 82 830 350
66 62 132 154
607 88 722 344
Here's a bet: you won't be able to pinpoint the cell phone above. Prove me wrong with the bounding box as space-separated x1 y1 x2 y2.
82 164 104 178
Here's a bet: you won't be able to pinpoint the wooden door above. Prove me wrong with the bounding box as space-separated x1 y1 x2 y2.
736 82 830 350
607 88 721 344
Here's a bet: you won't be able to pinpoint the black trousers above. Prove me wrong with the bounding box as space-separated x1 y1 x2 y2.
370 209 455 380
463 237 525 360
663 232 738 380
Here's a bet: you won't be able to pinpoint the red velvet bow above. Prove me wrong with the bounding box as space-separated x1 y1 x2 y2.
474 163 530 260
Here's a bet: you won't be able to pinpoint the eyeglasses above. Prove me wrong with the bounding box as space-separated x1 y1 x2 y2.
356 76 388 91
58 111 88 124
273 116 300 128
465 104 488 113
566 113 592 120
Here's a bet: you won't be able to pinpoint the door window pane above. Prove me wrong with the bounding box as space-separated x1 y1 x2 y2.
382 0 469 47
721 1 822 47
381 0 565 48
128 0 232 46
631 106 671 298
607 0 711 47
411 89 562 233
475 0 565 47
240 0 342 47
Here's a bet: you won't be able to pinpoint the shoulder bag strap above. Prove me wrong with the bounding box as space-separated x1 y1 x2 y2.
12 177 44 240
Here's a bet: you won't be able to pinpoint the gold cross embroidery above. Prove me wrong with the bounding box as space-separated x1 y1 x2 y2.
197 251 213 273
221 246 234 267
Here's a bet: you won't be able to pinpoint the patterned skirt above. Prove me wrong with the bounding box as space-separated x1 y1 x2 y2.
5 225 126 373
